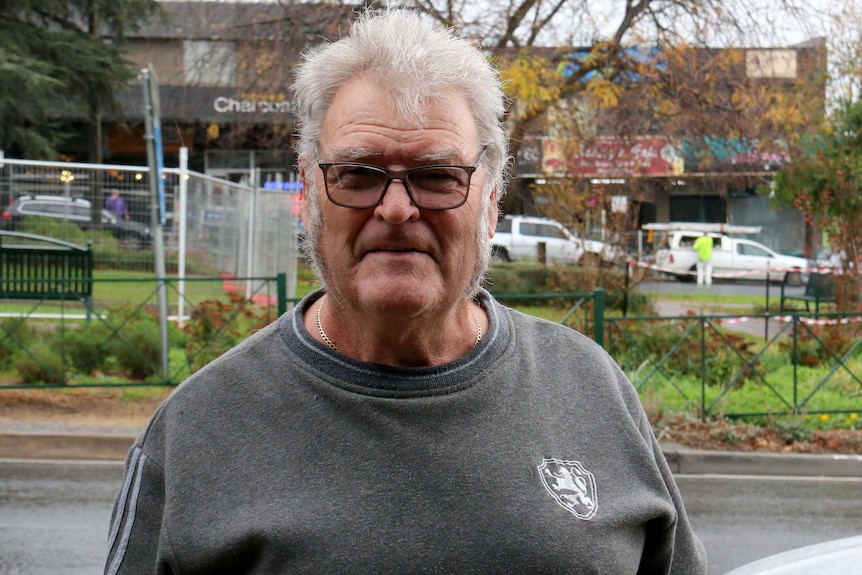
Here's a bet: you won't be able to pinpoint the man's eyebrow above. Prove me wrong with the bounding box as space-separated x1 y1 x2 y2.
324 146 467 164
325 146 380 163
416 148 464 164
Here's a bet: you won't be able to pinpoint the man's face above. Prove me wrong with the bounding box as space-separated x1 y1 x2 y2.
302 76 497 318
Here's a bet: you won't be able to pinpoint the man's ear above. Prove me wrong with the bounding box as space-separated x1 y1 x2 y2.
487 187 499 238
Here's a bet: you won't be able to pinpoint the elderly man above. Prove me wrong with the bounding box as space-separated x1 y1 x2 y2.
105 9 706 574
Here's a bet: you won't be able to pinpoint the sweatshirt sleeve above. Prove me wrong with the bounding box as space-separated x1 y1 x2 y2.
633 392 708 573
104 444 173 575
651 430 708 574
610 354 708 574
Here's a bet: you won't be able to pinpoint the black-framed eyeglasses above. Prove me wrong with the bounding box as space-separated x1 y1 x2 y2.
314 144 488 210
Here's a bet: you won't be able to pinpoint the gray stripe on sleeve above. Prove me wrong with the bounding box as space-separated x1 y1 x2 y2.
106 446 142 553
105 448 148 575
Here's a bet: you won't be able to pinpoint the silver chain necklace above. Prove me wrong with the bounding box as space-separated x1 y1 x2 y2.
316 296 482 353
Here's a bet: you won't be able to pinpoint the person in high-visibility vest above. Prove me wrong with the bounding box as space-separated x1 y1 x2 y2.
692 233 714 285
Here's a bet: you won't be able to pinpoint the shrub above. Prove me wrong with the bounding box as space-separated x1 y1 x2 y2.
184 293 274 373
65 322 114 375
610 316 760 389
11 332 66 385
0 318 37 370
485 262 652 314
770 417 812 443
778 323 862 367
110 317 162 379
18 216 158 271
19 217 91 245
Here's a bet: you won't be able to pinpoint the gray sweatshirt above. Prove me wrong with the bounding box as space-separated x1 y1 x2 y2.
105 289 706 574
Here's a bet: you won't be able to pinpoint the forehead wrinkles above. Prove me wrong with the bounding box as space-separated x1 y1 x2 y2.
324 144 468 165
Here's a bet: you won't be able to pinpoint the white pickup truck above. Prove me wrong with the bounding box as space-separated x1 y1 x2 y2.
655 230 808 286
491 215 585 264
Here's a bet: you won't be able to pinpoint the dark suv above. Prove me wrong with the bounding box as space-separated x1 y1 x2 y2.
1 195 151 249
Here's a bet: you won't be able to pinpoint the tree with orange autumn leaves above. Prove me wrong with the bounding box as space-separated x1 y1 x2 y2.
184 0 832 249
502 40 826 243
388 2 829 270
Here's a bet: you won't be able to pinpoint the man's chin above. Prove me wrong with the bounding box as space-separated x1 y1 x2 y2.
354 276 444 311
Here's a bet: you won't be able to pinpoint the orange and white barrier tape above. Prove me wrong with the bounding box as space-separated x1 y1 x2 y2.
625 258 804 279
773 314 862 326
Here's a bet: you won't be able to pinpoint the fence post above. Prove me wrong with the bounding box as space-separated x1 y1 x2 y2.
701 317 707 421
792 315 799 411
593 287 605 348
85 242 94 322
277 273 287 316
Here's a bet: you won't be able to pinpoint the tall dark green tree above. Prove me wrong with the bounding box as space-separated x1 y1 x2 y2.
0 0 158 159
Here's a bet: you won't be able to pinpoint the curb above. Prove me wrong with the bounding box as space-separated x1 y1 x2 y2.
0 431 137 461
662 442 862 478
2 432 862 477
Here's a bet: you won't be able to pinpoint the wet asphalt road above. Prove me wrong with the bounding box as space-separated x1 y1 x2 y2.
2 460 861 575
0 460 120 575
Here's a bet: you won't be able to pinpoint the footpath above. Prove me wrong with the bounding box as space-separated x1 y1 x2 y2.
1 419 861 477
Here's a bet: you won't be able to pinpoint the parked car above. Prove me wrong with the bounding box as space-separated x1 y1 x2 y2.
655 230 808 286
724 534 862 575
1 195 151 249
805 245 860 275
491 215 585 264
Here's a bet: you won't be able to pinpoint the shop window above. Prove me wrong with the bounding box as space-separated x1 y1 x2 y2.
184 41 237 86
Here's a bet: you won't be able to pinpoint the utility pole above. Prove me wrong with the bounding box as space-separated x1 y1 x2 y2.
88 3 105 230
142 65 170 380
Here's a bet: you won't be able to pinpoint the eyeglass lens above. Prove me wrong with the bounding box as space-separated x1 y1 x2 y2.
323 164 473 209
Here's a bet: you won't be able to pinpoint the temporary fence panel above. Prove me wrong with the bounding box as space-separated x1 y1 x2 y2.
0 157 300 294
0 158 155 270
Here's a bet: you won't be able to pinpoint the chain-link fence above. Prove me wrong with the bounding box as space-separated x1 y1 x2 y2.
0 154 301 301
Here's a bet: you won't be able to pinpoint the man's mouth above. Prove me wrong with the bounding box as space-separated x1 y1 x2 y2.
368 247 423 255
363 247 431 260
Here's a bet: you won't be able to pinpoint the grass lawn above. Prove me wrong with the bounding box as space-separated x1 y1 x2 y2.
0 269 318 316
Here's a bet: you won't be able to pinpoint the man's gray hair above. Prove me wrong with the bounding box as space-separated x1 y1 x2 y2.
291 8 509 295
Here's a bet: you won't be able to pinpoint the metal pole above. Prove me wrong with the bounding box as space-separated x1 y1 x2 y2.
245 168 258 299
177 147 189 326
622 261 630 317
593 288 605 348
701 316 707 421
141 66 170 380
277 272 287 316
764 272 770 340
288 174 300 301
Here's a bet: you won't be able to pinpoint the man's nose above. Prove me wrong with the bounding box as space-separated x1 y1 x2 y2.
375 178 420 222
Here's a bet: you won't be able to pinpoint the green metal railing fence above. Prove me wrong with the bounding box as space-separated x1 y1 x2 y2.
0 284 604 390
4 283 861 422
494 289 605 344
606 311 862 420
0 274 295 389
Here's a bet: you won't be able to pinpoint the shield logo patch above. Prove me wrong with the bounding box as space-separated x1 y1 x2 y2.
538 458 598 520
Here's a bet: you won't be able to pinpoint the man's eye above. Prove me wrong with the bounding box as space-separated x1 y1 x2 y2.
410 168 466 191
330 166 383 190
